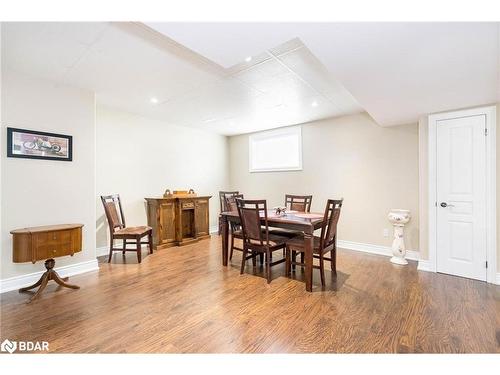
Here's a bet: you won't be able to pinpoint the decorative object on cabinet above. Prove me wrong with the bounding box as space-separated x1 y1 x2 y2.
163 189 196 198
10 224 83 303
101 194 153 263
146 190 212 249
7 127 72 161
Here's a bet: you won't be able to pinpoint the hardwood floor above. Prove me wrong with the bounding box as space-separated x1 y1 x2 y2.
1 236 499 353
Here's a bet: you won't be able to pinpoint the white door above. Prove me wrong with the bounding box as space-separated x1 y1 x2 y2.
436 114 487 281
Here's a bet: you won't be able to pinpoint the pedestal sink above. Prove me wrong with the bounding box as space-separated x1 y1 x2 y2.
388 209 411 265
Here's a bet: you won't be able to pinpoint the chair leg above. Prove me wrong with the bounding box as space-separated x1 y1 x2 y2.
240 246 248 274
229 234 235 260
108 237 114 263
292 250 296 271
251 250 257 267
300 252 305 268
122 239 126 255
266 249 271 284
148 231 153 254
259 253 264 265
331 248 337 275
136 237 142 263
320 254 325 286
285 247 291 276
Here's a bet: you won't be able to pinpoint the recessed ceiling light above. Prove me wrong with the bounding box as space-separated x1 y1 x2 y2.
245 56 252 62
311 101 318 107
150 97 159 104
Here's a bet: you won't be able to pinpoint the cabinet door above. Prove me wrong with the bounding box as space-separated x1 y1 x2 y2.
159 202 176 244
195 199 210 236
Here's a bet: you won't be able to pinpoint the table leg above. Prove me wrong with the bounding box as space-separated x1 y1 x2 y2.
304 232 313 292
221 215 229 266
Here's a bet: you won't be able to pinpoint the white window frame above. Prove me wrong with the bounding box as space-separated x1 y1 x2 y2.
248 126 303 173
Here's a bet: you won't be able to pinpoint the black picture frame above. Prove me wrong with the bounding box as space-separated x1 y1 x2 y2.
6 127 73 162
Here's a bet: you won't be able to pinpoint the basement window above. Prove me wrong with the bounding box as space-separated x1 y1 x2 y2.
249 126 303 172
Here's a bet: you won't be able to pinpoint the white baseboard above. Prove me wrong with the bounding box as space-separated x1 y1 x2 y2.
97 228 219 257
0 259 99 294
96 246 109 257
96 244 152 257
416 260 435 272
337 239 419 261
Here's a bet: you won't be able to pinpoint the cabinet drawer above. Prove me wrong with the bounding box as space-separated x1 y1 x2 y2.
47 230 71 244
182 202 195 210
36 244 67 260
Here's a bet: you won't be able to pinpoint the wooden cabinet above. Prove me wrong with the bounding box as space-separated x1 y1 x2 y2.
145 196 212 249
11 224 83 302
11 224 83 264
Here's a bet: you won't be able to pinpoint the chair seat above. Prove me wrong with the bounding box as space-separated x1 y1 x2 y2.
245 233 289 248
114 226 152 236
269 228 302 238
286 235 323 253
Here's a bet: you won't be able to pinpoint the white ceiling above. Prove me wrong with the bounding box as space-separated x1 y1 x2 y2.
147 22 500 127
1 22 361 135
2 22 499 134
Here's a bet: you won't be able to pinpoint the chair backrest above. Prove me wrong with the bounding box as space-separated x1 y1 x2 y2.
101 194 126 233
225 194 244 212
285 194 313 212
226 194 244 231
236 198 269 246
319 199 343 250
219 191 240 212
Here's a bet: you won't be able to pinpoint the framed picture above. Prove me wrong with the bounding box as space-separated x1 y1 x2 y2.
6 127 73 161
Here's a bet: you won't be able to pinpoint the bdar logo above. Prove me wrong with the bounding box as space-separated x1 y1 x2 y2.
1 339 17 354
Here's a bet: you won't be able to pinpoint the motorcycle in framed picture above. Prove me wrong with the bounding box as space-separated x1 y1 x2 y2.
6 127 73 161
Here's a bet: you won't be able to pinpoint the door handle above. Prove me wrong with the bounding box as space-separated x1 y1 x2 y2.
440 202 455 208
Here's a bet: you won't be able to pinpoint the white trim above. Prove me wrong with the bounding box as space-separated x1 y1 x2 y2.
428 105 497 283
337 240 419 261
96 244 156 257
96 246 109 257
0 259 99 294
249 125 303 173
417 260 434 272
97 227 218 257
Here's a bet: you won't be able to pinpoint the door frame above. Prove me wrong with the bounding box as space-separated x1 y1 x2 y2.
427 105 497 283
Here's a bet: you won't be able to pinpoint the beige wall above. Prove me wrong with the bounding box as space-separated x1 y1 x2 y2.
229 113 420 251
96 106 229 249
1 69 96 279
496 103 500 270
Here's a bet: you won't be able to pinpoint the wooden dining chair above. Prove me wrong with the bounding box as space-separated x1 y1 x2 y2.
225 194 244 260
218 191 240 234
285 199 343 286
270 194 313 241
236 199 289 283
285 194 313 212
101 194 153 263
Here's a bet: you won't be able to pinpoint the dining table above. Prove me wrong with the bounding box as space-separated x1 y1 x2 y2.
219 210 325 292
